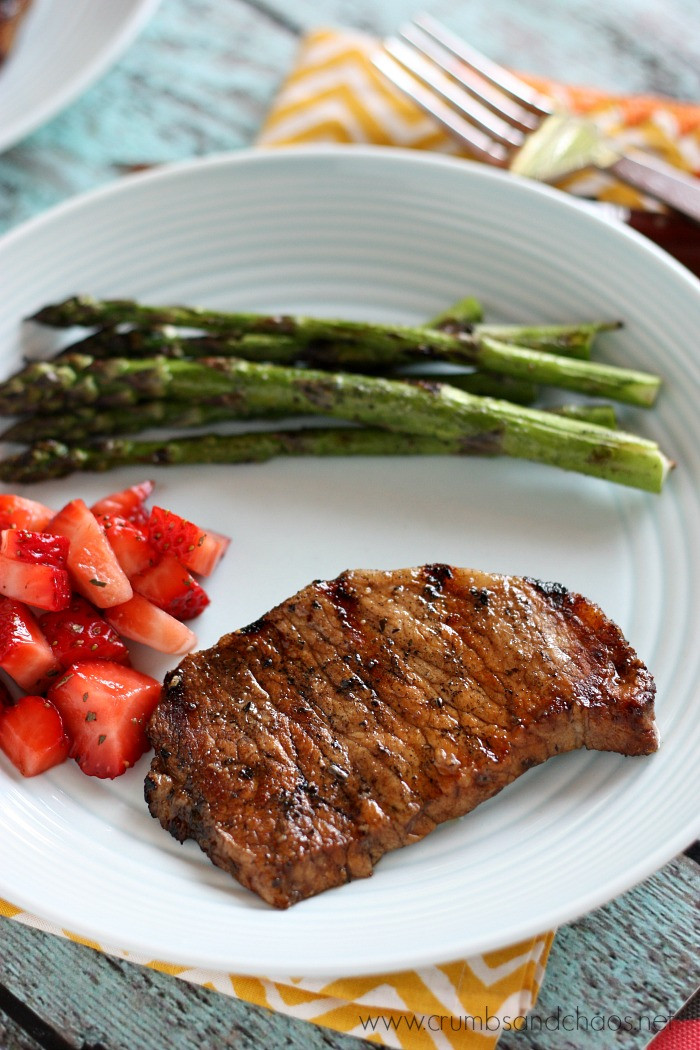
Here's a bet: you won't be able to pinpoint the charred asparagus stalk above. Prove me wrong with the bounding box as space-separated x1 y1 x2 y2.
0 355 670 490
0 398 299 443
0 415 663 489
1 341 658 411
0 372 539 444
0 429 498 483
550 403 617 427
0 399 286 443
4 385 614 447
55 317 607 363
426 295 484 329
28 297 634 383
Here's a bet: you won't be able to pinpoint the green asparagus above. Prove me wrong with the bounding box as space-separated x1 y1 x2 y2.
1 340 658 412
551 403 617 428
426 295 483 328
0 412 666 488
9 384 614 447
62 319 606 364
0 354 671 490
0 429 499 483
60 328 303 362
29 297 634 380
0 376 536 445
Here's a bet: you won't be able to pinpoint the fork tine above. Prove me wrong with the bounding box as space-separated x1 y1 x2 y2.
383 37 525 151
399 22 543 134
372 49 511 165
413 14 554 118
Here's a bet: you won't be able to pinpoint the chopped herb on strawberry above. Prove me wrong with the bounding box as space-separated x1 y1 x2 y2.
91 480 154 527
0 529 70 568
0 552 71 612
131 554 210 621
0 694 70 777
40 595 131 669
0 494 54 532
47 659 161 779
49 498 133 608
147 506 229 577
105 593 197 654
95 513 157 578
0 597 62 691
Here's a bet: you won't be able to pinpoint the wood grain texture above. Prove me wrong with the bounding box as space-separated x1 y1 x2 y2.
0 917 370 1050
0 1012 46 1050
499 855 700 1049
247 0 700 96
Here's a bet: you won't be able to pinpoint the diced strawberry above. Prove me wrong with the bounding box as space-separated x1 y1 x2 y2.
0 494 54 532
0 694 70 777
0 529 70 568
49 499 133 608
105 594 196 654
95 513 157 578
131 554 210 621
39 596 131 669
47 660 161 779
0 552 71 612
196 527 230 576
147 506 229 577
0 597 62 691
91 480 155 527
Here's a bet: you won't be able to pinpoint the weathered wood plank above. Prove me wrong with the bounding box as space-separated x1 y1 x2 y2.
253 0 700 97
0 918 370 1049
0 1011 45 1050
499 855 700 1049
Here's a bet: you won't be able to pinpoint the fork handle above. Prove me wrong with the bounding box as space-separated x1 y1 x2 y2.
610 153 700 224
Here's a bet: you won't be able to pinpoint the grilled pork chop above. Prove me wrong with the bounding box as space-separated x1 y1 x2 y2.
145 565 658 908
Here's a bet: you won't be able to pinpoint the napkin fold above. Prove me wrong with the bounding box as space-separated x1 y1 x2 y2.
257 28 700 213
0 896 553 1047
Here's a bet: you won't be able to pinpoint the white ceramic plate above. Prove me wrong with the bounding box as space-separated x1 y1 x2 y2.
0 148 699 977
0 0 161 153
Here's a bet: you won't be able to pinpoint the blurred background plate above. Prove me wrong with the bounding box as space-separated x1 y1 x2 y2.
0 147 699 977
0 0 161 153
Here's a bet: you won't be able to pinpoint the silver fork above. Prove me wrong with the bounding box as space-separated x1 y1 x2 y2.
373 14 700 223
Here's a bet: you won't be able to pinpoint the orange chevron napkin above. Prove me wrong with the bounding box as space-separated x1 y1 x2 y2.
257 27 700 213
0 896 553 1047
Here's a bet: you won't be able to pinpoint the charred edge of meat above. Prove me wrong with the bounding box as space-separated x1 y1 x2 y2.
239 615 270 636
315 573 366 642
524 576 657 720
523 577 570 604
421 563 455 603
422 563 454 587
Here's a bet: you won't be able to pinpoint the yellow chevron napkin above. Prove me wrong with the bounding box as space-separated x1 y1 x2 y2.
0 893 553 1047
257 27 700 211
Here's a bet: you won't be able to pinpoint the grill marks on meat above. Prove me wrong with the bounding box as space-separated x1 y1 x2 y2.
145 565 658 908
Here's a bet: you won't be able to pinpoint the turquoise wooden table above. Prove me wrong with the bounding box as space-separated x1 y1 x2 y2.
1 1 699 1048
